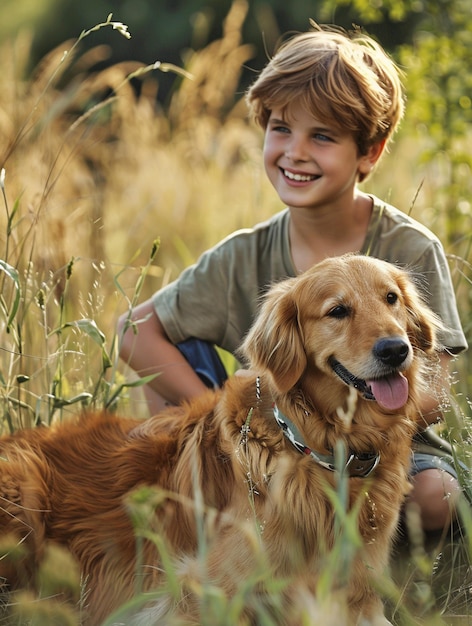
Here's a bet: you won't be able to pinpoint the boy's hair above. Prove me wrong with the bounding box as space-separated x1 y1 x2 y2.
246 23 404 156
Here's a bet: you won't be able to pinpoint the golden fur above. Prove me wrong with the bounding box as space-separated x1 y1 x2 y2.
0 255 441 625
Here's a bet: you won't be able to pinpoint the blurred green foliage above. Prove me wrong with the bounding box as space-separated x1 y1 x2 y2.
2 0 470 120
0 0 447 94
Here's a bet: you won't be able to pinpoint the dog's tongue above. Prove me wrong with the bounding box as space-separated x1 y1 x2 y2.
367 373 409 411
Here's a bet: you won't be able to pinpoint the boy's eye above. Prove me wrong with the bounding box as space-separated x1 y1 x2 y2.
272 124 290 134
313 133 333 142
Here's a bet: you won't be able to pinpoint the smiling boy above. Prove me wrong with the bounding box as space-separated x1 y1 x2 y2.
118 24 467 535
264 103 381 271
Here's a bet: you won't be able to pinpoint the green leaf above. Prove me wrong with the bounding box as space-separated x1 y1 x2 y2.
104 374 159 409
58 319 106 346
43 392 93 409
0 260 21 329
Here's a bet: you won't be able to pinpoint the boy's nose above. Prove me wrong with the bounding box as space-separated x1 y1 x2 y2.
285 137 309 161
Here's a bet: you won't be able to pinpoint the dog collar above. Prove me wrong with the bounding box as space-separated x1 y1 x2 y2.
328 357 375 400
272 405 380 478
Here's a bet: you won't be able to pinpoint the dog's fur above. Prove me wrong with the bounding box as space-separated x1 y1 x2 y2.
0 255 441 625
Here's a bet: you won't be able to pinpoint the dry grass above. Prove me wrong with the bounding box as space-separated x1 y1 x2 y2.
0 2 276 425
0 4 471 621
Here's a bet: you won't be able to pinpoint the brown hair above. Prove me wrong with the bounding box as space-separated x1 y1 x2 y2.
246 23 405 156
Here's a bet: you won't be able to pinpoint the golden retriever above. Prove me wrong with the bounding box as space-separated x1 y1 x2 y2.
0 255 441 625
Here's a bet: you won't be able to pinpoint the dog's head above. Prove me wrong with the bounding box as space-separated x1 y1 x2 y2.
241 255 442 414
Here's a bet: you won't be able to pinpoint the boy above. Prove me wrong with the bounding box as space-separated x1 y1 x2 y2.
118 24 467 534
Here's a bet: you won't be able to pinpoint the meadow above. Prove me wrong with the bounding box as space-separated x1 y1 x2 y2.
0 4 472 624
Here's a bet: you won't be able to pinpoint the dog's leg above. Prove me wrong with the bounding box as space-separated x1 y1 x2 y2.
0 452 50 590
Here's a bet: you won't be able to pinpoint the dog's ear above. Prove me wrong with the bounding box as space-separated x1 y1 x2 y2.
400 272 443 353
240 279 307 393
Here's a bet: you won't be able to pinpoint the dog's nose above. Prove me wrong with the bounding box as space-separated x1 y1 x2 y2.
373 337 409 367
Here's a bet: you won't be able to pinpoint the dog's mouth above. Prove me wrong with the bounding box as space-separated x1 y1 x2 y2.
329 357 409 411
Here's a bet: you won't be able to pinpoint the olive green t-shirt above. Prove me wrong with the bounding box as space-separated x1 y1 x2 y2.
153 195 467 355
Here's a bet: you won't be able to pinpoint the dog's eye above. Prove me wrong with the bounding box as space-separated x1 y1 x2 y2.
327 305 350 319
386 292 398 305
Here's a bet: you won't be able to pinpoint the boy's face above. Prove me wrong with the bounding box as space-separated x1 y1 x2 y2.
263 103 376 212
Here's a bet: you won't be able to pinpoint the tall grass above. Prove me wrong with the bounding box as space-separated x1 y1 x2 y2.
0 1 274 426
0 2 471 623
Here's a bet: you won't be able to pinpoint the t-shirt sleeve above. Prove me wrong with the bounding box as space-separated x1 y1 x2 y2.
152 245 234 348
411 241 467 353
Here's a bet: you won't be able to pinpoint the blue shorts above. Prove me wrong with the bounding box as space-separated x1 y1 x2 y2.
177 338 228 389
410 451 458 478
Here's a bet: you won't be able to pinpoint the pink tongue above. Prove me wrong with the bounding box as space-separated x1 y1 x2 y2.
367 373 409 411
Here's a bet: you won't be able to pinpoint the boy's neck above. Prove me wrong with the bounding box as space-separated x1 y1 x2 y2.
288 192 373 273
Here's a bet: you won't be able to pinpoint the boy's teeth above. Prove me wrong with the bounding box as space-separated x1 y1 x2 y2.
284 170 315 182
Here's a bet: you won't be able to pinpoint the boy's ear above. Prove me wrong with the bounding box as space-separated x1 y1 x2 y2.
358 139 387 177
368 138 387 164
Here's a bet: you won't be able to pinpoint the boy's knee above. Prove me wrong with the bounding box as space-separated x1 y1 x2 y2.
409 468 460 532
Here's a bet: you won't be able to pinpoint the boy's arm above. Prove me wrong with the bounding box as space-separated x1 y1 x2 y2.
117 299 208 414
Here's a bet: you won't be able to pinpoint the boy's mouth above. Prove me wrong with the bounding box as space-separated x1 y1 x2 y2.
283 169 319 182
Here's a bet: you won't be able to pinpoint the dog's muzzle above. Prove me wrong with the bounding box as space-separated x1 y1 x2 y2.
329 336 410 411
